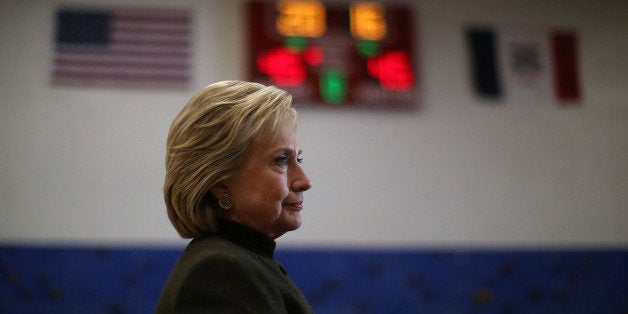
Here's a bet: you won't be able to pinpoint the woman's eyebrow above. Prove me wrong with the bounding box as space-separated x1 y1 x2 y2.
275 147 302 155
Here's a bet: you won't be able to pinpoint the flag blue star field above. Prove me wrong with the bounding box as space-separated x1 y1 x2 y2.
52 7 191 87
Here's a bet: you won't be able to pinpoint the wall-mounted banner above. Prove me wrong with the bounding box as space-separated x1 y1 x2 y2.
466 26 581 104
247 0 418 109
51 7 192 88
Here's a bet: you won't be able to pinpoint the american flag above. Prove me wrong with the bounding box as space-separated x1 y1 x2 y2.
52 7 192 87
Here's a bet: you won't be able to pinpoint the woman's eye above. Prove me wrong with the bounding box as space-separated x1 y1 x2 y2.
297 156 304 164
274 156 289 165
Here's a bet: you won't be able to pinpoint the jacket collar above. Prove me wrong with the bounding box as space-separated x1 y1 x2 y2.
216 218 276 258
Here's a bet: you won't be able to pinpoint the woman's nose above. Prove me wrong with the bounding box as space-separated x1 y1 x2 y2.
291 164 312 192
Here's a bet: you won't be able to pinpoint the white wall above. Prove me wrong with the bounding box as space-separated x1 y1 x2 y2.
1 0 626 248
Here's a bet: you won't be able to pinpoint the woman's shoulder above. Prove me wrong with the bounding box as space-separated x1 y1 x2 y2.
164 235 277 291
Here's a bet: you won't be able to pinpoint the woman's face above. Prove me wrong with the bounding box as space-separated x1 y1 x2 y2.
222 124 312 239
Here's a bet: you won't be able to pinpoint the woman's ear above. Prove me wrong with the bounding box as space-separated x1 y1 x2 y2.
209 183 228 198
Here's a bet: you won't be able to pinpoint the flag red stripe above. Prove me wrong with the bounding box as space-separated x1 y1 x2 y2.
112 27 190 40
110 38 191 46
54 49 189 60
551 31 581 102
53 71 189 81
114 12 190 24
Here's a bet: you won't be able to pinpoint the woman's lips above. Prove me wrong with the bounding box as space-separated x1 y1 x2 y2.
283 201 303 210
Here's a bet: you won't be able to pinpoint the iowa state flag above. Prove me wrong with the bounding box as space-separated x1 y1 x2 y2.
52 7 192 87
466 26 581 103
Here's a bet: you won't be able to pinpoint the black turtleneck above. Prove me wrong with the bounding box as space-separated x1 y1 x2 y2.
215 218 276 258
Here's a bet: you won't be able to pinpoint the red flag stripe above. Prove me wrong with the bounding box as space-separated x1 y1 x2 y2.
551 31 581 102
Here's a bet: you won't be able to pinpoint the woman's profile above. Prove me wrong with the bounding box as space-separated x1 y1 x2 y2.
155 81 313 313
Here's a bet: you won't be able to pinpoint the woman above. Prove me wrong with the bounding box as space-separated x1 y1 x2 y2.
156 81 313 313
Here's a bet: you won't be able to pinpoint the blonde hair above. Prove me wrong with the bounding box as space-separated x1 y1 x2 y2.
164 81 297 238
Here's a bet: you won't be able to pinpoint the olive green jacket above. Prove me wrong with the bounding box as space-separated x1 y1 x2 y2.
155 220 313 314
